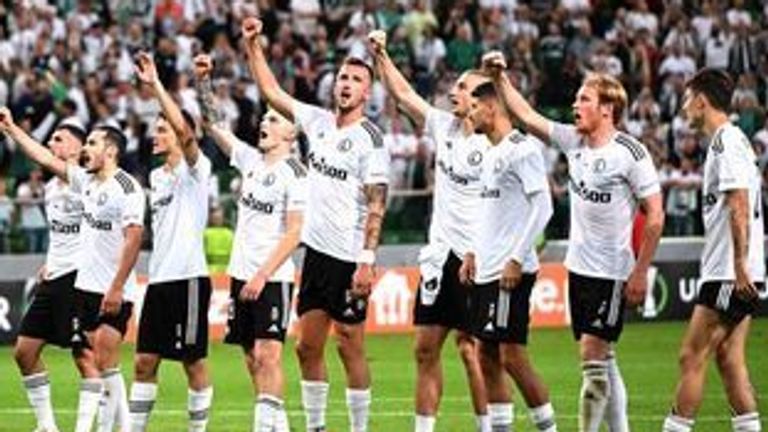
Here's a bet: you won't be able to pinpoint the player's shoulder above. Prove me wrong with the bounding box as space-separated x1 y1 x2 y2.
613 131 649 162
282 156 308 179
113 170 142 195
358 118 385 149
717 123 751 153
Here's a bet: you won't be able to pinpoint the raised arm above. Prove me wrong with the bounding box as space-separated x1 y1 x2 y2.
368 30 431 129
135 51 200 165
0 107 68 179
193 54 237 156
241 17 298 122
482 51 553 142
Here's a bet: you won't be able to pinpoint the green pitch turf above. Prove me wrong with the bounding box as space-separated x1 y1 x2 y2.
1 319 766 431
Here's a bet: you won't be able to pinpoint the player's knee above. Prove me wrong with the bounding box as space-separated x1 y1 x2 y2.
414 339 440 366
714 345 738 374
336 331 363 360
296 338 323 364
678 345 705 372
133 354 159 381
13 344 35 371
253 347 281 375
501 347 529 379
456 337 477 366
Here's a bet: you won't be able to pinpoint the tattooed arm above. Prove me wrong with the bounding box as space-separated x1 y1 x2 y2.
351 183 388 299
193 54 235 156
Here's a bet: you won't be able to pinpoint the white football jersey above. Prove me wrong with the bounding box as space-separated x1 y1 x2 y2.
228 139 307 283
43 178 83 280
424 107 487 257
475 131 550 283
148 154 211 284
293 102 390 262
67 165 145 300
700 123 765 283
549 123 661 280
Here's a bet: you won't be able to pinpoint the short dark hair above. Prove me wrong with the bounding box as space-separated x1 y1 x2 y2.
95 125 127 156
158 109 197 135
341 56 374 83
56 124 86 143
685 68 734 113
470 81 498 100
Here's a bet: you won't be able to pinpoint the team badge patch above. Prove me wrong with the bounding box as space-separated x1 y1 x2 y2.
468 150 483 166
263 173 276 187
593 158 607 173
97 192 108 205
337 139 353 152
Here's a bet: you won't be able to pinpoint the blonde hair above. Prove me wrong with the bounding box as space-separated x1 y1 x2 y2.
582 73 628 124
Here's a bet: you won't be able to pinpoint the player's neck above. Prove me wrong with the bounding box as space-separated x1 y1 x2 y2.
264 146 290 165
487 117 513 146
584 122 617 148
703 111 730 139
164 149 183 169
335 106 365 128
96 162 118 181
460 117 475 136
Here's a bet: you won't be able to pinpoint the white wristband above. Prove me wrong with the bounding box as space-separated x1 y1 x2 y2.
356 249 376 265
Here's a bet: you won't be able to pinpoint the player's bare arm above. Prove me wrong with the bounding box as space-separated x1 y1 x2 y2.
0 107 68 179
135 51 199 165
367 30 430 129
727 189 758 300
101 224 143 316
482 51 552 142
626 192 664 305
241 17 297 122
351 183 388 298
194 54 237 156
241 211 304 301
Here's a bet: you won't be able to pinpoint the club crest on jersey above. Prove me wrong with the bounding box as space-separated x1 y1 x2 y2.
337 138 353 152
468 150 483 166
445 140 453 149
593 158 607 173
97 192 108 206
263 173 276 187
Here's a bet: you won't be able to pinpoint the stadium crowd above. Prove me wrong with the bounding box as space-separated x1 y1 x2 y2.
0 0 768 252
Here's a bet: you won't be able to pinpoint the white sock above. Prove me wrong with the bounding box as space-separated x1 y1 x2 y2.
301 380 329 431
346 387 371 432
254 394 282 432
414 415 436 432
188 386 214 432
129 381 157 432
98 368 125 432
605 353 629 432
489 403 514 432
115 373 130 431
662 413 694 432
580 360 609 432
732 412 762 432
275 403 290 432
23 372 57 429
75 378 103 432
476 414 491 432
530 402 557 432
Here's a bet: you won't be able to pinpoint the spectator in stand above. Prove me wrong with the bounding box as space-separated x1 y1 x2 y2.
15 166 47 253
661 157 702 237
0 176 12 253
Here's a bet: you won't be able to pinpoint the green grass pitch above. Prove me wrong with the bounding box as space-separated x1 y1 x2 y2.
1 320 765 431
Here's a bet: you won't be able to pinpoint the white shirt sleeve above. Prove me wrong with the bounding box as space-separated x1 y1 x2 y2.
362 140 391 185
718 142 752 192
548 122 582 153
286 173 308 212
292 100 334 146
121 188 145 228
515 144 550 195
229 137 262 172
627 150 662 199
66 164 89 193
423 107 454 142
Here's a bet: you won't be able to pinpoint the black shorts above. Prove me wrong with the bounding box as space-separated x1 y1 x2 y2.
225 279 293 348
568 272 626 343
18 271 78 348
696 281 763 326
413 251 471 331
71 290 133 350
468 273 537 344
137 277 212 362
297 246 366 324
